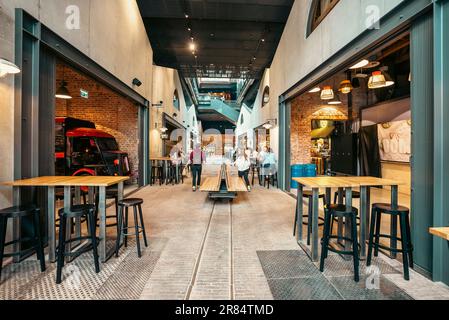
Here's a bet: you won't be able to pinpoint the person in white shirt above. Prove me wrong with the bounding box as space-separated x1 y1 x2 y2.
261 147 277 178
234 149 252 192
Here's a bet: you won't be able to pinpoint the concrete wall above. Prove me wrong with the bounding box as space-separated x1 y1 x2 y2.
151 65 198 157
0 0 154 208
235 68 274 152
236 0 404 158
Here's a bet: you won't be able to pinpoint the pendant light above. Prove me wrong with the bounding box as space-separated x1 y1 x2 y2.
308 87 321 93
349 59 369 70
320 86 334 100
368 71 386 89
384 73 395 88
55 66 72 99
328 99 342 105
0 58 21 77
339 80 353 94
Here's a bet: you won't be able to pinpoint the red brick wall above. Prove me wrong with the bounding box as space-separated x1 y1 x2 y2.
290 94 349 165
55 63 139 181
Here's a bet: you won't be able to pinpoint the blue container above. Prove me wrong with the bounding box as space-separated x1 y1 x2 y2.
291 164 305 189
304 164 317 177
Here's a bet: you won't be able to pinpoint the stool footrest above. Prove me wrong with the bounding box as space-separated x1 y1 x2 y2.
61 236 100 245
2 246 39 258
372 236 413 254
302 215 325 226
4 237 38 247
323 236 362 255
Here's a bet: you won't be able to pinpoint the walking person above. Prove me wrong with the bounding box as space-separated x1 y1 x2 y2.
190 144 206 192
234 149 252 192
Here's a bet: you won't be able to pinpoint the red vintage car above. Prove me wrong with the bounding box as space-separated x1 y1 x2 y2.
55 117 131 178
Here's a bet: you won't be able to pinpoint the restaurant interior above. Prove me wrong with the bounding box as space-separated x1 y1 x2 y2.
290 33 412 262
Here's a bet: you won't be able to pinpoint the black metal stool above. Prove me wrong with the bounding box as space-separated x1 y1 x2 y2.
367 203 413 280
330 190 361 234
0 205 46 283
115 198 148 258
293 191 326 246
320 204 360 282
55 188 88 230
94 187 119 229
151 160 164 185
334 190 361 204
56 204 100 284
263 168 279 189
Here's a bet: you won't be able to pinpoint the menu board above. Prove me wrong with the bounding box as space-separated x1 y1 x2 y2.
378 120 412 163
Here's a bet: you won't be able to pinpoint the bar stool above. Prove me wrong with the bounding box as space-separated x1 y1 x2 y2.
167 161 181 185
151 160 164 185
262 165 278 189
0 205 46 283
330 190 361 234
293 191 326 246
250 163 259 186
55 187 88 230
94 187 119 230
367 203 413 280
334 190 360 204
320 204 360 282
56 204 100 284
115 198 148 258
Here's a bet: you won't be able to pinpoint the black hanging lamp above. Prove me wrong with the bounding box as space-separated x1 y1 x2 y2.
55 66 72 100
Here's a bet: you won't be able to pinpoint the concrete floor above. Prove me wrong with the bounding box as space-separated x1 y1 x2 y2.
1 166 449 300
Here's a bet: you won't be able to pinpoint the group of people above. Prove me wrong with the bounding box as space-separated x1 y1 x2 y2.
169 143 277 192
233 146 277 192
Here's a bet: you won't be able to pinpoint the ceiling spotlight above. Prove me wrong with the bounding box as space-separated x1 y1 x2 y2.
350 59 369 70
308 87 321 93
261 38 265 42
185 13 189 18
253 56 257 60
187 27 191 31
189 43 196 51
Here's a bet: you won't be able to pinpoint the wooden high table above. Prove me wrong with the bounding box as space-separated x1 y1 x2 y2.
1 176 129 263
293 176 403 262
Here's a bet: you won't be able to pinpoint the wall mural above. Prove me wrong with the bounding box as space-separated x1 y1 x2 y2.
378 120 412 163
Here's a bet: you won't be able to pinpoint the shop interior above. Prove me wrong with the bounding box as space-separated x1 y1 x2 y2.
290 33 411 249
55 60 141 190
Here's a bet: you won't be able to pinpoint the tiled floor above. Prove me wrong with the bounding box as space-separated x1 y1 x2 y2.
0 166 448 300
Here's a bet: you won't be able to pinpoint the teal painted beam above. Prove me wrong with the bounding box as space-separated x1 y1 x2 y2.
411 11 434 275
432 0 449 284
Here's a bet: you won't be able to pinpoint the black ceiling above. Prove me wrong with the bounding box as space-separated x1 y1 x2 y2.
137 0 294 80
